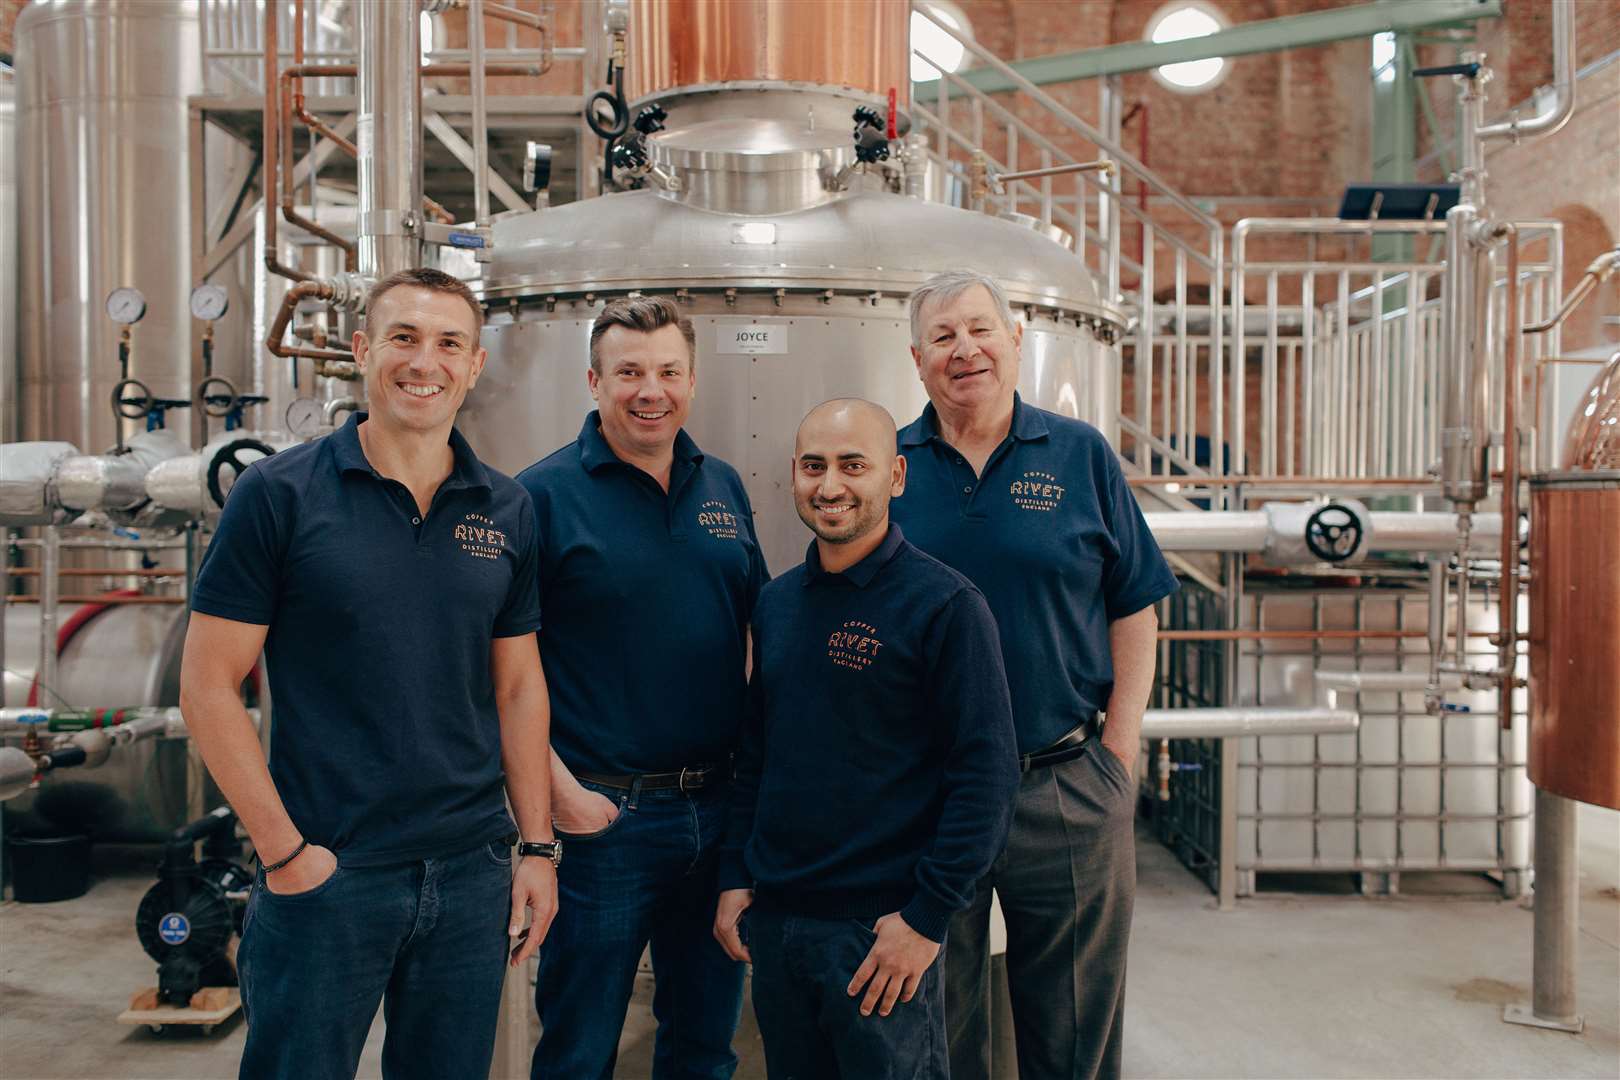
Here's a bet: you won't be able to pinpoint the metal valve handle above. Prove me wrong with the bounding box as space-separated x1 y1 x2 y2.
206 438 277 509
1303 503 1365 562
196 376 241 418
112 378 155 420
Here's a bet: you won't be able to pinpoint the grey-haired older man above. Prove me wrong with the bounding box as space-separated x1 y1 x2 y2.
889 271 1178 1080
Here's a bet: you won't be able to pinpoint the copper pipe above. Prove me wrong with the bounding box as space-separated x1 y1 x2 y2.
262 0 312 282
421 62 543 77
281 71 357 268
3 595 185 606
266 279 355 365
423 196 456 225
996 159 1115 186
484 1 546 33
1499 224 1520 731
281 64 361 158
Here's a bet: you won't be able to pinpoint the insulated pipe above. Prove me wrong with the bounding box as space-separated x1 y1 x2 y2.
1478 0 1575 145
1142 509 1504 555
1139 707 1358 740
0 746 35 802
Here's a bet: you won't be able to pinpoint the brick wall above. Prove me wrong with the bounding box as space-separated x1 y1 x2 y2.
1 0 27 59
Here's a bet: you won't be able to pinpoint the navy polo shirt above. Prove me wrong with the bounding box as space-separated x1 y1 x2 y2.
190 412 541 867
516 414 768 776
892 394 1179 755
719 525 1019 943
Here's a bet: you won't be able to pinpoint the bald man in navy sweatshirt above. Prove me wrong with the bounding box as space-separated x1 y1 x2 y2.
714 399 1019 1080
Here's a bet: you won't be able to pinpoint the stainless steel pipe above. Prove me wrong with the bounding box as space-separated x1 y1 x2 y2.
357 0 424 276
1503 789 1584 1032
1139 707 1358 740
1440 203 1489 505
1478 0 1575 145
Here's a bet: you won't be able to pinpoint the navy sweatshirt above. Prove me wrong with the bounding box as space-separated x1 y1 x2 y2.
718 524 1019 943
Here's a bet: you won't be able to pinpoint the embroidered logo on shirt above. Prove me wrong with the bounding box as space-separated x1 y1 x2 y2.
696 499 740 540
453 512 509 560
1009 470 1065 512
827 619 885 671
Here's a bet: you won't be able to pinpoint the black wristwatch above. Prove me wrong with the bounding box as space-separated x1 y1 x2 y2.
517 839 562 868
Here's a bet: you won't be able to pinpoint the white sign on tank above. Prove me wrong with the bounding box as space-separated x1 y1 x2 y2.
717 324 789 355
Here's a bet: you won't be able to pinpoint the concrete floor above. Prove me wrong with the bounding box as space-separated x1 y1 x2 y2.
1 805 1615 1080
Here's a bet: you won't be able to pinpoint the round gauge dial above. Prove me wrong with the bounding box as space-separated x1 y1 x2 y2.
285 397 325 439
189 284 230 321
106 287 148 325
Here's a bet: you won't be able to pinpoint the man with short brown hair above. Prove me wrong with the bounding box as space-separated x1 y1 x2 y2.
182 266 558 1080
520 295 768 1079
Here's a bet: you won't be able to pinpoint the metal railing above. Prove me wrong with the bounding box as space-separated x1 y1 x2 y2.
908 3 1226 490
1227 217 1561 483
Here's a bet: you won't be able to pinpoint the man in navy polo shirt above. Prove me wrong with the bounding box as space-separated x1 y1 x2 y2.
181 267 559 1080
713 398 1018 1080
518 296 768 1079
892 271 1178 1080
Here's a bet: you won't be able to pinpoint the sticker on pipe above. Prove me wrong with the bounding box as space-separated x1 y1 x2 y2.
158 913 191 946
717 325 788 355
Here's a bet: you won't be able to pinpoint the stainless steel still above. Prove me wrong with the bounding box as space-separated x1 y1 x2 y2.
14 0 254 452
470 174 1124 572
1527 471 1620 812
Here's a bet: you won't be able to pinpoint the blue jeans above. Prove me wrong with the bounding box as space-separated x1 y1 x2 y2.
747 908 947 1080
532 779 745 1080
236 839 512 1080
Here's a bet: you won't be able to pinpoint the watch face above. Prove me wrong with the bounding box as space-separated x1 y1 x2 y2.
106 287 148 325
190 284 230 321
285 397 324 439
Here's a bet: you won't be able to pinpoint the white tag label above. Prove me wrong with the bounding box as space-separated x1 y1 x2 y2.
717 324 788 355
356 114 374 160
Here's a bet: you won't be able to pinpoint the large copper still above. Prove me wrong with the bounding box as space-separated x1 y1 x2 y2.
1527 354 1620 811
627 0 910 107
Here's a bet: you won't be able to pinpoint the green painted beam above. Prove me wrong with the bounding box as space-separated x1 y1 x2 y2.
913 0 1502 96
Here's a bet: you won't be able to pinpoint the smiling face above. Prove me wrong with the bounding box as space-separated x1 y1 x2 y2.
588 322 695 463
352 285 486 438
793 400 906 552
910 283 1023 418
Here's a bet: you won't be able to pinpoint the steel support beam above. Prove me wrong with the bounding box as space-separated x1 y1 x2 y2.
914 0 1502 96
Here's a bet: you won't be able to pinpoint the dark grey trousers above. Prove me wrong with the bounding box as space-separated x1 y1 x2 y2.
944 738 1137 1080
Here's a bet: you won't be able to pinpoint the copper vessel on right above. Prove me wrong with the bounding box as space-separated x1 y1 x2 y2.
1527 352 1620 810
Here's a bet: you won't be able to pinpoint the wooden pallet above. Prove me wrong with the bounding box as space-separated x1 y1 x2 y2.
118 986 241 1035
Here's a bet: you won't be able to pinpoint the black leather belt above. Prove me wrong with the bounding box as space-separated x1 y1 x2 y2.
1020 716 1101 773
576 761 729 793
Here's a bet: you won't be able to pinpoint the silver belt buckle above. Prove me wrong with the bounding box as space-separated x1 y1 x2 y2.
678 766 694 792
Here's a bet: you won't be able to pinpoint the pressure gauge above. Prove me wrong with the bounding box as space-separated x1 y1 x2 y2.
285 397 325 439
190 284 230 321
105 287 148 325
